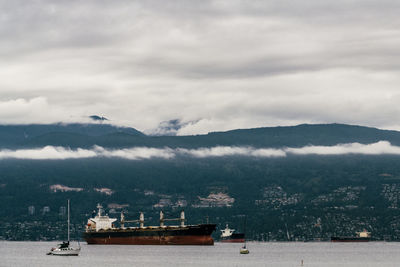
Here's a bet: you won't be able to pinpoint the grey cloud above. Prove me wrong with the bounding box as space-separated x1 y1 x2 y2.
3 0 400 75
1 141 400 160
1 1 400 133
178 146 286 158
285 141 400 155
0 145 174 160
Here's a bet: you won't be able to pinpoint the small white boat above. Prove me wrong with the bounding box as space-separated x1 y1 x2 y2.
240 244 249 254
47 199 81 256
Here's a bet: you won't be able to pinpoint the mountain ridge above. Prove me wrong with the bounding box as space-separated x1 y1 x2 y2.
2 123 400 149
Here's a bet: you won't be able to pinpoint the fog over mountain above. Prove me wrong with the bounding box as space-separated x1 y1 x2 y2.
1 123 400 159
148 119 201 136
1 141 400 160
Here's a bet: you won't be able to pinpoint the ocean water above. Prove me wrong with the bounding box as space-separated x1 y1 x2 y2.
1 241 400 267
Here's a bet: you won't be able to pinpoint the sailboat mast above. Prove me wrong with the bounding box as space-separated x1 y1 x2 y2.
67 199 70 242
244 215 247 245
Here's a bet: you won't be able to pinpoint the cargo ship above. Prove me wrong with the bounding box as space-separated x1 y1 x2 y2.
83 204 216 245
220 224 245 243
331 230 371 242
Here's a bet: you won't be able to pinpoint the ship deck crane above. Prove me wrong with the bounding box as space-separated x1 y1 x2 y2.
159 210 186 227
120 210 186 228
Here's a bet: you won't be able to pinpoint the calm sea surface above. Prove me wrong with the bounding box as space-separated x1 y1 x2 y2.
1 241 400 267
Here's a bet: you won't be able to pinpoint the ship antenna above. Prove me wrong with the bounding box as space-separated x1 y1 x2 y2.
97 203 103 216
120 211 125 229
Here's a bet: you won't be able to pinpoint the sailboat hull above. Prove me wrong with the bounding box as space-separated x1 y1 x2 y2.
240 249 249 254
48 248 81 256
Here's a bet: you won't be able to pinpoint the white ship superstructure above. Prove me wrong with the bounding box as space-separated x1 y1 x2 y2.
86 204 117 231
220 223 245 243
221 224 235 238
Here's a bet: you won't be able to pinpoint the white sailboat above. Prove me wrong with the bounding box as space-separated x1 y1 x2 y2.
47 199 81 256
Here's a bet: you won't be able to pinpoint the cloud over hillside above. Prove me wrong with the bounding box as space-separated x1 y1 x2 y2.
1 141 399 160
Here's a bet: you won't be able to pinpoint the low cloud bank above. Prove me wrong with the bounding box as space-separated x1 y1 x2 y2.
0 141 399 160
0 146 174 160
178 147 286 158
285 141 400 155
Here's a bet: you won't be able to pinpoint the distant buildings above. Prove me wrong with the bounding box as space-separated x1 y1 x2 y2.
59 206 66 216
42 206 50 215
28 206 35 215
107 203 129 209
255 185 301 209
153 198 173 208
50 184 83 193
382 184 400 209
30 205 67 216
193 193 235 208
94 187 114 195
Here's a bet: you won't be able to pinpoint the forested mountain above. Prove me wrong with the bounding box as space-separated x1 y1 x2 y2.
0 123 144 148
1 123 400 241
2 123 400 148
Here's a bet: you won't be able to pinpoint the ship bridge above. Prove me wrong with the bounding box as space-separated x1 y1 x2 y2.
87 204 117 231
220 224 235 237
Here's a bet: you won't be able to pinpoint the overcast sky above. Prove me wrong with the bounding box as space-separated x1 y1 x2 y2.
1 0 400 135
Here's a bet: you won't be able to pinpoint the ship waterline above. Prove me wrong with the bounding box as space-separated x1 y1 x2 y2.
220 237 245 243
330 230 371 242
83 225 216 245
84 233 214 245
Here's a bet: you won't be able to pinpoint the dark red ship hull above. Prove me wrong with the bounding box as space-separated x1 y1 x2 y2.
220 232 245 243
220 238 245 243
83 224 216 245
85 235 214 245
